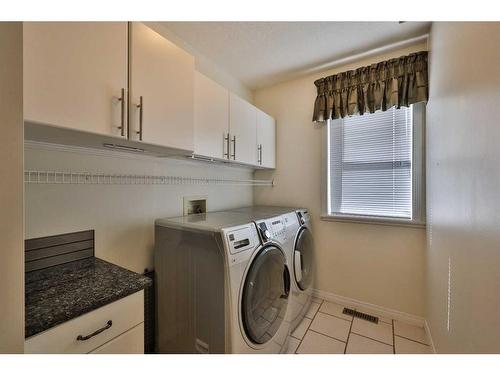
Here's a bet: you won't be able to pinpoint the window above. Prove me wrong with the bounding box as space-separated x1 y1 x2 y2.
325 104 425 226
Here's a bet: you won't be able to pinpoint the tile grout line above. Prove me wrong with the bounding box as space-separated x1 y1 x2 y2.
392 319 396 354
394 334 431 346
313 299 352 352
295 298 323 353
308 328 347 345
291 317 313 341
349 332 394 348
344 312 354 354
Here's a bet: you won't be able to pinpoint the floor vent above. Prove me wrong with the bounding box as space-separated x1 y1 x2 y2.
342 308 379 324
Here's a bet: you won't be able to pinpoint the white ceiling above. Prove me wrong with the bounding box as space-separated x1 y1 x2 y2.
160 22 430 90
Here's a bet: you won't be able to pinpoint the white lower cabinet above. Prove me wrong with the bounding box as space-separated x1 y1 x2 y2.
91 323 144 354
25 291 144 354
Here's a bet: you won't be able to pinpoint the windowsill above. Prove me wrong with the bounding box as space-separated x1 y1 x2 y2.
320 214 426 229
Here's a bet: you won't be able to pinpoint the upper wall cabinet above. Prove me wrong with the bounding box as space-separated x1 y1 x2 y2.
24 22 273 168
194 71 229 159
24 22 129 138
256 109 276 169
194 72 277 168
129 22 194 152
229 93 258 166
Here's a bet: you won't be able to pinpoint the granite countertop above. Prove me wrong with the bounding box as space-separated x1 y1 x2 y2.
25 257 152 338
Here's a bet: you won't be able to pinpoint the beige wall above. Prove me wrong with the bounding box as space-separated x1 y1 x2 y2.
0 22 24 353
426 22 500 353
25 145 254 273
254 43 428 316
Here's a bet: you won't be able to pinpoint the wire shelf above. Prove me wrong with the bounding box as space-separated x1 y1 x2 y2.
24 170 274 187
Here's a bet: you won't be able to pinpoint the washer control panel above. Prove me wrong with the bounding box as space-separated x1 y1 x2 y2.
256 216 287 244
257 222 272 241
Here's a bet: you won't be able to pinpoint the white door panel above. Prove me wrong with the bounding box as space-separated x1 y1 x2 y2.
24 22 128 138
229 93 257 165
130 22 194 151
256 109 276 168
194 72 229 159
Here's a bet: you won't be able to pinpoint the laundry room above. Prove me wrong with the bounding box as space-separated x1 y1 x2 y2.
2 1 500 374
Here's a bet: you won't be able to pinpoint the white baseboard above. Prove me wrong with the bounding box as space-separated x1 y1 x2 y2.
312 288 425 327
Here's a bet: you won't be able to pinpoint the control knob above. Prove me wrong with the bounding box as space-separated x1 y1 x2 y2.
262 229 271 241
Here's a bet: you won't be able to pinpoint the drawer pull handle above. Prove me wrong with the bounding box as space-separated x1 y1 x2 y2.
76 320 113 341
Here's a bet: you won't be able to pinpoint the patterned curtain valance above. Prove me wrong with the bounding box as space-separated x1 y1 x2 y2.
312 51 428 122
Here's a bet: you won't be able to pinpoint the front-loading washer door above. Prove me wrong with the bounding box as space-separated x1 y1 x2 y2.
241 245 290 345
294 227 314 291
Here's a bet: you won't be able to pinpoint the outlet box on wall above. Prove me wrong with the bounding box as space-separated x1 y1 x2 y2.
183 195 208 216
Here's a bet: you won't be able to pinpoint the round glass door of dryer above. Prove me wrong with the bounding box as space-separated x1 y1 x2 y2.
241 245 290 345
294 227 314 291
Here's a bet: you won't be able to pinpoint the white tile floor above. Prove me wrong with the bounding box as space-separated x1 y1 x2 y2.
288 298 432 354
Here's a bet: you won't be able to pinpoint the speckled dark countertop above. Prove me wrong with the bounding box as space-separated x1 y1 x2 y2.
25 257 152 338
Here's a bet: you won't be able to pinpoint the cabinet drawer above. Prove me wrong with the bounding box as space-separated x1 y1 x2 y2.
25 290 144 354
91 323 144 354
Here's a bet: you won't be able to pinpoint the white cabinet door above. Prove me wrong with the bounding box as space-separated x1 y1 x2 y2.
194 72 230 159
91 323 144 354
130 22 194 151
229 93 257 165
256 109 276 168
23 22 128 138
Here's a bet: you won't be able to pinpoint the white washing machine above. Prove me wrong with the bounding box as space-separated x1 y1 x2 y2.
229 206 315 332
155 211 292 353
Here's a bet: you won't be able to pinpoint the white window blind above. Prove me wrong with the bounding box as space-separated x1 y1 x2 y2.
328 106 414 220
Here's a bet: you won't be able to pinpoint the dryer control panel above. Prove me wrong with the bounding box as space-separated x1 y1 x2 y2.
296 209 310 225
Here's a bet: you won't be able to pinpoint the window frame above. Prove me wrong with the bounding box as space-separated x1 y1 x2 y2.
321 103 426 228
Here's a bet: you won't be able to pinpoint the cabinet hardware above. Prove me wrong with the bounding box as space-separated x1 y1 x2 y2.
117 88 126 137
223 133 229 159
136 96 143 141
258 144 263 165
76 320 112 341
231 135 236 160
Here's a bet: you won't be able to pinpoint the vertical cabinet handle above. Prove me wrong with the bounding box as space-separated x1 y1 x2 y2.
231 135 236 160
223 133 229 158
258 144 263 165
117 88 126 137
136 96 143 141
